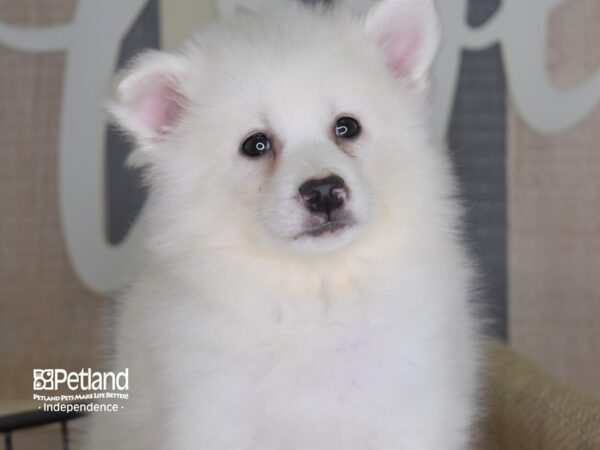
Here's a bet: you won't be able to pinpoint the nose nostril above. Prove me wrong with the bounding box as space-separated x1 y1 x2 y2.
303 191 321 208
305 191 320 202
331 187 347 201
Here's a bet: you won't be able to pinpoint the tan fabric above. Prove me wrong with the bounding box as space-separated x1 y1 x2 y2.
477 340 600 450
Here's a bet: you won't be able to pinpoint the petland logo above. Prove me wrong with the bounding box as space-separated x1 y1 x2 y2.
33 369 129 413
33 368 129 391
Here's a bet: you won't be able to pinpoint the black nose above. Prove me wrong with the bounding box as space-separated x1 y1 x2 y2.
299 175 348 216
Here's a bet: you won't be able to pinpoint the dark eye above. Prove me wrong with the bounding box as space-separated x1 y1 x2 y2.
241 133 271 157
334 116 361 139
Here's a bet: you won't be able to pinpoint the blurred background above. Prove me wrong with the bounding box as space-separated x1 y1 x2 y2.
0 0 599 447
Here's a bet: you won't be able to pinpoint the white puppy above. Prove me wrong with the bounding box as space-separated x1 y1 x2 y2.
85 0 480 449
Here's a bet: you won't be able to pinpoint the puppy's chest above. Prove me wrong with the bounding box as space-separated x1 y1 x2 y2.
173 275 436 410
228 309 411 409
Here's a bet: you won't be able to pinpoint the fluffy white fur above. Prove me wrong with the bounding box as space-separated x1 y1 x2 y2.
85 1 480 449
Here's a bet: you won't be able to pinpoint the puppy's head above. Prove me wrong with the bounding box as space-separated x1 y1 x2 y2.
109 0 441 259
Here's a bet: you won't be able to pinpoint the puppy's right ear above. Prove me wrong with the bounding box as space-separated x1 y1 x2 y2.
108 51 189 151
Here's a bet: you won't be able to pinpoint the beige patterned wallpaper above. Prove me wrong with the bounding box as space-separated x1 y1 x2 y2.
509 0 600 397
0 0 104 401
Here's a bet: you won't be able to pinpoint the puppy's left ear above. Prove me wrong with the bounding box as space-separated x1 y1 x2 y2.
364 0 440 90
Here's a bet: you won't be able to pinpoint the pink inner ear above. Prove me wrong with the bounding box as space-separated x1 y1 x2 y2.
132 79 183 135
377 22 422 79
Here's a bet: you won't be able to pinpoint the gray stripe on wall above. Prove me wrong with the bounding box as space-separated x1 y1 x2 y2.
448 0 507 338
105 0 158 244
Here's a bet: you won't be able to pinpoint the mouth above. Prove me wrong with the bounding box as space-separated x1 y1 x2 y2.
295 220 355 239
